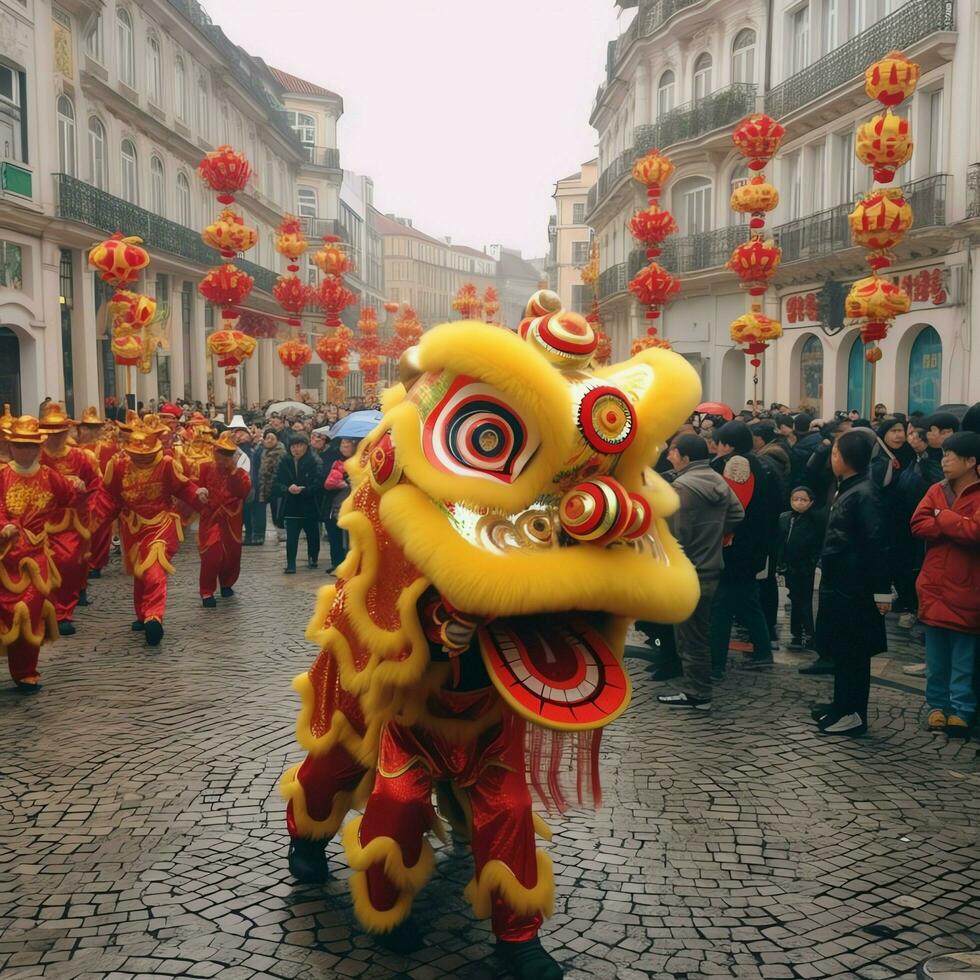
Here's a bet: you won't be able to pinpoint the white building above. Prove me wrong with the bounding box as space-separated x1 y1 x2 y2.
589 0 975 416
0 0 342 415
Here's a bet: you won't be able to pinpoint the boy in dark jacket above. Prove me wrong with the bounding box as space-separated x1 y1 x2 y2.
776 486 824 657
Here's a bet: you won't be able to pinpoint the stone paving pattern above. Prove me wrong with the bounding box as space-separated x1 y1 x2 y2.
1 532 978 980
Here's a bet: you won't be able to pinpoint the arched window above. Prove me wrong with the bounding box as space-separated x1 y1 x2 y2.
732 29 756 84
147 36 162 105
297 186 317 219
87 116 107 189
57 96 76 176
657 70 675 116
120 138 138 204
908 326 942 414
150 155 165 215
800 334 823 407
174 56 187 121
847 335 866 416
692 53 713 102
673 176 713 236
198 75 209 138
176 172 191 226
116 8 134 87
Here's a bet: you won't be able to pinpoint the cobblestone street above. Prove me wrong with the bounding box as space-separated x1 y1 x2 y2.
1 532 978 980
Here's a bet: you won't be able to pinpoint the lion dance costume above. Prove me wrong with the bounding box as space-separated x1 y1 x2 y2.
282 291 700 978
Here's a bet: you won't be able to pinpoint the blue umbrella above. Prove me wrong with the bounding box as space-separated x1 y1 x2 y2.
319 410 383 441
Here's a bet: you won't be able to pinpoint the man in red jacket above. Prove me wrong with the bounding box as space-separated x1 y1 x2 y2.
910 431 980 738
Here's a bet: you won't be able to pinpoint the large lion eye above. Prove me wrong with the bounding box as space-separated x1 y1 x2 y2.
577 384 636 454
422 377 540 483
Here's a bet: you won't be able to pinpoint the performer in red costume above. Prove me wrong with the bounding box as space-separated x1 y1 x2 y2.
38 402 100 636
102 425 207 646
0 415 81 692
75 406 119 582
196 431 250 607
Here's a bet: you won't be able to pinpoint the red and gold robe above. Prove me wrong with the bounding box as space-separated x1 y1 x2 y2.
196 461 250 598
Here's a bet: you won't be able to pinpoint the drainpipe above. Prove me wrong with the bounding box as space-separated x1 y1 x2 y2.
764 0 774 98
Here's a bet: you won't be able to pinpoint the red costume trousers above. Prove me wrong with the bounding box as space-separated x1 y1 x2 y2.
48 528 86 622
134 564 169 624
5 637 40 683
198 516 242 598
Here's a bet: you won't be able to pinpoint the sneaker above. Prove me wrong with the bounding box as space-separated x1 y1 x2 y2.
220 586 234 598
926 709 947 732
288 838 329 884
818 712 866 735
799 659 835 675
57 620 76 636
145 619 164 647
202 596 217 608
902 662 927 676
946 715 970 738
496 936 563 980
898 612 917 629
657 692 711 710
811 702 834 722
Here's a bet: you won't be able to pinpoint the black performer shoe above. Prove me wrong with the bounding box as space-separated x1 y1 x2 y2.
497 937 563 980
202 596 217 608
89 568 102 579
220 586 234 598
377 920 425 954
287 839 329 884
145 620 164 647
131 619 145 631
14 679 41 694
77 589 90 606
57 620 76 636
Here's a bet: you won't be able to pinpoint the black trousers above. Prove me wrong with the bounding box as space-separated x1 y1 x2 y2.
786 569 815 639
759 566 779 641
285 516 319 567
831 650 871 721
249 500 267 543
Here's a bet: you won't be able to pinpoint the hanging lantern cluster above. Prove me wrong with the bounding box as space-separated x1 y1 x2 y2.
848 50 918 364
272 215 313 395
580 241 611 365
386 304 423 361
452 282 482 319
482 286 500 324
628 150 680 353
197 145 253 204
309 232 357 402
727 114 785 404
315 326 354 403
354 306 386 403
106 289 157 368
88 233 150 286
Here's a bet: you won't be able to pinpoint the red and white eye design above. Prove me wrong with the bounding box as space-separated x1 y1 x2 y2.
422 376 540 483
577 385 636 454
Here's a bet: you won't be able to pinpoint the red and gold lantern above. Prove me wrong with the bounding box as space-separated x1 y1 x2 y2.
387 306 423 360
207 329 257 393
855 112 913 184
849 188 913 270
108 290 156 330
315 326 353 402
865 51 919 107
452 283 482 319
483 286 500 323
198 264 254 315
197 145 252 204
632 150 674 204
313 236 352 277
202 208 258 259
628 207 680 258
111 334 143 366
277 337 313 378
315 275 357 328
728 239 781 296
730 176 780 231
273 274 310 326
88 233 150 286
732 114 785 170
627 262 681 319
275 215 309 272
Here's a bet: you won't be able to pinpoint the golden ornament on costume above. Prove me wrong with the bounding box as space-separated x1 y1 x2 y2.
849 188 913 270
865 51 919 107
202 208 258 257
845 275 911 322
729 311 783 345
855 111 913 184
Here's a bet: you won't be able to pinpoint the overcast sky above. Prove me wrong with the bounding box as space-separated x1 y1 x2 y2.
201 0 623 259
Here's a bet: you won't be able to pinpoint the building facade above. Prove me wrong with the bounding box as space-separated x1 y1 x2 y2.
485 244 545 328
545 159 597 313
588 0 974 416
0 0 343 416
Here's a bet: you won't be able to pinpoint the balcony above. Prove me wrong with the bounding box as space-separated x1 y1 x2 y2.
967 164 980 219
765 0 955 121
54 173 279 293
302 145 341 169
773 173 948 264
0 160 33 199
300 216 348 243
597 262 628 300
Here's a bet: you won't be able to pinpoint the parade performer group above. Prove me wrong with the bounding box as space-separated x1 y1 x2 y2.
281 291 701 978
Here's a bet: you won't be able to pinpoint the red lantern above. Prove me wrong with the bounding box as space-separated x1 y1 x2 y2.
88 233 150 286
199 263 254 312
313 236 353 277
728 239 781 296
452 283 482 319
315 276 357 328
383 301 399 314
387 306 423 359
207 329 256 369
632 151 675 204
202 208 257 258
628 262 681 319
273 274 311 327
315 326 353 367
483 286 500 323
198 145 252 204
236 310 278 339
629 208 680 258
276 215 309 271
732 114 786 170
277 338 313 378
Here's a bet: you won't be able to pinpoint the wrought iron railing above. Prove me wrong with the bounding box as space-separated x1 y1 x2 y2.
302 145 341 169
597 262 628 299
967 164 980 219
634 83 757 154
662 224 749 273
300 216 349 242
773 174 948 263
54 174 280 292
765 0 955 119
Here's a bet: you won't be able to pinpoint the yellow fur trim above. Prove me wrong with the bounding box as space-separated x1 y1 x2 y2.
0 599 58 648
464 849 555 920
348 868 414 934
342 816 435 892
380 485 700 624
0 555 54 596
278 763 374 841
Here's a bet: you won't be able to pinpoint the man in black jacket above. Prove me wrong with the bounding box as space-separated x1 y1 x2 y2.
272 433 321 573
708 421 774 674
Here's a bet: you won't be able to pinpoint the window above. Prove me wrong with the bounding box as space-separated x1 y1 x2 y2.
800 335 823 406
674 177 712 236
657 70 675 116
850 0 869 35
572 202 586 224
150 155 165 215
297 186 317 219
571 284 588 313
822 0 838 54
116 8 135 87
287 110 316 148
809 141 826 212
784 150 802 219
0 240 23 289
908 326 942 414
692 53 712 102
174 57 187 121
86 14 104 63
88 117 107 189
572 241 591 264
790 4 810 74
732 29 756 84
57 96 76 176
120 138 138 204
147 36 162 105
176 172 191 225
927 88 944 174
264 148 273 196
198 75 209 139
834 129 854 204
